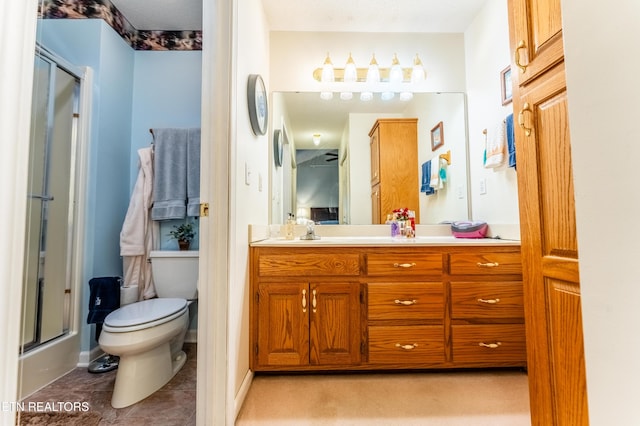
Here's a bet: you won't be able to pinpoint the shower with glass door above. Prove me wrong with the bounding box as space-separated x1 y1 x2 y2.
21 47 81 353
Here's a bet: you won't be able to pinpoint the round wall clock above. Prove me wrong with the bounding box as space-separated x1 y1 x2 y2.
247 74 268 136
273 129 283 167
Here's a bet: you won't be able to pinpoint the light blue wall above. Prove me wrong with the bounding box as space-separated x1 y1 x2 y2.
39 19 134 351
38 20 202 351
131 50 202 251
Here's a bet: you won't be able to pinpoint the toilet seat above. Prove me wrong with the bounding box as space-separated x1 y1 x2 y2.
103 298 187 333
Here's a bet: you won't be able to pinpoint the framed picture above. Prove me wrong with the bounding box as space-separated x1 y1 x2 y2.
501 66 512 105
431 121 444 151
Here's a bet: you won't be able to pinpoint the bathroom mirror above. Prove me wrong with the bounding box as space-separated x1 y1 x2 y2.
271 91 471 225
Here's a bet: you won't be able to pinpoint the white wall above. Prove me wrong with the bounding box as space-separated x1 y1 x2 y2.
232 0 271 408
464 0 520 227
407 94 469 223
270 32 466 93
563 0 640 423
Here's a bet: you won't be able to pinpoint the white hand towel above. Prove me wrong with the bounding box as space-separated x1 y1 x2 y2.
484 121 507 168
430 157 440 189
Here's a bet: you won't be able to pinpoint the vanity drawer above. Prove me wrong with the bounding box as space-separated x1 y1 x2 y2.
368 325 445 364
368 282 443 320
451 281 524 319
451 324 526 363
366 252 442 276
258 252 360 276
448 251 521 276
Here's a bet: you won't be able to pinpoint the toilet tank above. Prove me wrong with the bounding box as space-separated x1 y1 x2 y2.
149 250 199 300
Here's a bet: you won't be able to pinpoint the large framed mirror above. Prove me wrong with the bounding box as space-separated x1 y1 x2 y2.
270 91 471 225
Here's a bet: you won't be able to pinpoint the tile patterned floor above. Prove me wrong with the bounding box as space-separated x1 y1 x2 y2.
18 343 196 426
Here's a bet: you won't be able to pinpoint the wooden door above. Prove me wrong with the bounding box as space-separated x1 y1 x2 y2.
509 1 589 424
510 0 564 85
257 282 309 366
309 282 361 365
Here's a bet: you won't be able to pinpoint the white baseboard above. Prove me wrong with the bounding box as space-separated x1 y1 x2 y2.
234 369 254 422
77 346 105 367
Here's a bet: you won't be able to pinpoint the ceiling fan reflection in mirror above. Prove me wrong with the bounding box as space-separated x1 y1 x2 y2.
325 152 338 162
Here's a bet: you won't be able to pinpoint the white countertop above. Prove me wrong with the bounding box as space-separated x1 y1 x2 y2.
250 235 520 247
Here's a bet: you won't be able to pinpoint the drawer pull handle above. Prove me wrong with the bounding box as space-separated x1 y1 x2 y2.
393 262 416 268
394 299 418 306
312 289 317 313
479 342 502 349
476 262 499 268
302 289 307 313
395 343 418 350
477 298 500 304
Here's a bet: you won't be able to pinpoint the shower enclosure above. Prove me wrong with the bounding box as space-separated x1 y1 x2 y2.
21 47 81 352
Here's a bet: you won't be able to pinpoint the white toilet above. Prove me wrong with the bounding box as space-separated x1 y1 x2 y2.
99 250 198 408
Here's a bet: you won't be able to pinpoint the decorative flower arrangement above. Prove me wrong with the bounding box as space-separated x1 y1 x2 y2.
393 208 410 221
390 208 416 238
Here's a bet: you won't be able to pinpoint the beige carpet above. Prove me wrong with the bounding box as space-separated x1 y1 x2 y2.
236 370 530 425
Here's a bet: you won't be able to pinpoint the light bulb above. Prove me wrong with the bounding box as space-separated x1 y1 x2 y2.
343 53 357 83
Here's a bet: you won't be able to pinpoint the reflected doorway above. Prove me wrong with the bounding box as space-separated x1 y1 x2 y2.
296 149 340 223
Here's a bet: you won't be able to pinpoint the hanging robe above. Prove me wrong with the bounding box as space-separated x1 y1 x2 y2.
120 147 157 300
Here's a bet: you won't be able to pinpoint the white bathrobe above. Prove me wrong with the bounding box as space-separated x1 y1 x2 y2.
120 147 157 300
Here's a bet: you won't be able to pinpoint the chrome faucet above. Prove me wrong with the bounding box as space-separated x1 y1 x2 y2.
300 220 321 240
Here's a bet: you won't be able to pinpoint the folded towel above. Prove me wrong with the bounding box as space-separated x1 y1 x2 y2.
484 121 507 168
151 128 188 220
186 128 201 217
506 114 516 168
429 157 440 189
420 161 435 195
87 277 121 324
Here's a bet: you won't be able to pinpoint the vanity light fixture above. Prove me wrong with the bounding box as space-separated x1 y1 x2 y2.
320 53 335 100
314 52 427 101
360 54 380 101
340 53 358 100
312 133 321 146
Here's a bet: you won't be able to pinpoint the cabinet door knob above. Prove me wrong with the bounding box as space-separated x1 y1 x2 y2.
476 262 499 268
515 40 527 73
394 299 418 306
395 343 419 350
393 262 416 268
518 102 533 137
477 298 501 304
302 289 307 313
479 342 502 349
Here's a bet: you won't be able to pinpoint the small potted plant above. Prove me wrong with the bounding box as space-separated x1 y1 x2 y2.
169 221 195 250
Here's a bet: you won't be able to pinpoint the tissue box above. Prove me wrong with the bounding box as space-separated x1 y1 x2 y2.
451 221 488 238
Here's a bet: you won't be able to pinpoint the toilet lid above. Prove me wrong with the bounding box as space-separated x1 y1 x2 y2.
104 298 187 328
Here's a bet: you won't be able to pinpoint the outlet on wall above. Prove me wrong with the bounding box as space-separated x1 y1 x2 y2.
479 178 487 195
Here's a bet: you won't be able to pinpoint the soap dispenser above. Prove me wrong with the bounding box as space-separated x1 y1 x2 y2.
284 213 295 240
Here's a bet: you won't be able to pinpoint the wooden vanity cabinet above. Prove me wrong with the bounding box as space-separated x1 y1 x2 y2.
448 250 526 367
364 250 446 366
250 244 525 372
369 118 420 224
251 248 362 371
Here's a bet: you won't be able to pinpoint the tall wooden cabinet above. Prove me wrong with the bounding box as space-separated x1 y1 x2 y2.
369 118 420 224
508 0 589 424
